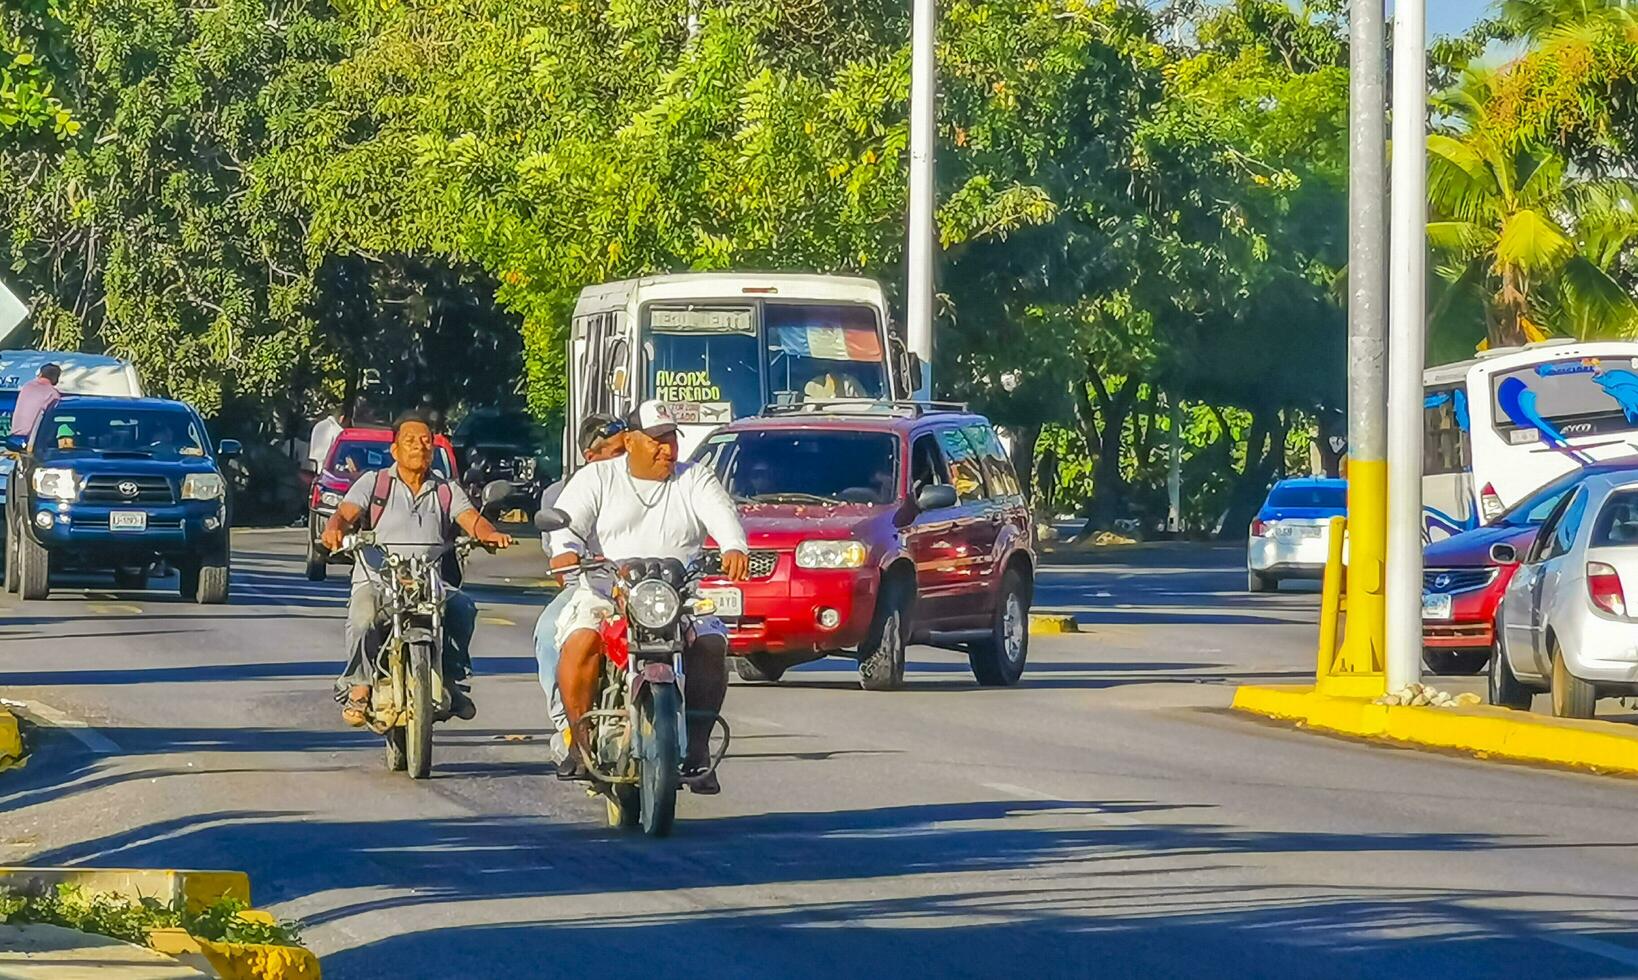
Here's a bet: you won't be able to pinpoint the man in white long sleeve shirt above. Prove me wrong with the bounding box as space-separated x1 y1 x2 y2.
549 400 749 793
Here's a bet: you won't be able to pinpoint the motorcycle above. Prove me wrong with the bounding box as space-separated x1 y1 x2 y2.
336 481 512 780
537 508 730 837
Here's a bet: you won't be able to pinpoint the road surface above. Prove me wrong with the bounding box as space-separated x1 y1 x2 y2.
3 533 1638 978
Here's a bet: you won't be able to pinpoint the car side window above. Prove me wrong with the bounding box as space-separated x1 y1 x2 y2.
936 427 988 504
910 435 950 496
1536 489 1587 562
965 423 1020 498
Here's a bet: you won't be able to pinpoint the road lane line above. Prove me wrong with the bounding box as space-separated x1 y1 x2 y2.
481 616 516 627
87 603 143 615
6 698 123 754
980 780 1140 825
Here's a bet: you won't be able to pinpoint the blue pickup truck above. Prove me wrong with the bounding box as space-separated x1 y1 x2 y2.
4 396 238 602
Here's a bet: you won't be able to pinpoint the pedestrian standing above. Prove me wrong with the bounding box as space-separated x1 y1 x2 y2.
308 400 348 472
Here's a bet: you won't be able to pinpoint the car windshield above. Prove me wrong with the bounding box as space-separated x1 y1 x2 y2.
328 440 453 478
697 429 899 505
1495 466 1638 526
1265 484 1346 509
39 406 205 459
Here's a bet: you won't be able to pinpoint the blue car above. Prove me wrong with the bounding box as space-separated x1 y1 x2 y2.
4 396 238 602
1247 477 1348 592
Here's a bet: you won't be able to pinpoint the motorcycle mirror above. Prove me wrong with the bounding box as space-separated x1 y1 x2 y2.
534 507 571 532
481 479 515 511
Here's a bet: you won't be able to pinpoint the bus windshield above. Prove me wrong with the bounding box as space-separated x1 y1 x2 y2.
646 307 764 422
1490 358 1638 441
766 304 888 404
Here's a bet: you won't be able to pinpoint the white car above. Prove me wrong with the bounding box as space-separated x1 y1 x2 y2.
1491 472 1638 718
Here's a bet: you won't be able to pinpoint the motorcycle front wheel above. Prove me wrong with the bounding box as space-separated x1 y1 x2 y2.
405 641 436 779
638 684 682 837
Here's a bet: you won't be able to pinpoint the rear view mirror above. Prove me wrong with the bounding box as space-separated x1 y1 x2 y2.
217 439 243 459
480 480 515 512
5 434 27 454
535 507 571 533
1490 542 1519 565
916 484 957 511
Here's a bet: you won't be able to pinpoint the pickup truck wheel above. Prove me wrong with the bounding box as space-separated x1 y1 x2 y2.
733 654 789 684
193 554 230 605
969 569 1030 687
858 583 909 692
305 533 328 582
4 520 18 595
18 529 50 601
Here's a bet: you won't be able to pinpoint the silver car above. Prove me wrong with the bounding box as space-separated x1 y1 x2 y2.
1492 472 1638 718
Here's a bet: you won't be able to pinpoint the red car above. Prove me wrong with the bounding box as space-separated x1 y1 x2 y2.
1422 462 1638 674
302 426 460 581
692 404 1036 690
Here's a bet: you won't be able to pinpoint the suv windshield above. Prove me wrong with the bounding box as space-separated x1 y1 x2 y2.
328 439 453 478
39 405 205 459
698 429 899 505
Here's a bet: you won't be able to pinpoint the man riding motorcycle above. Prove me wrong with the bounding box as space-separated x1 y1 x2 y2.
323 412 514 727
549 400 750 794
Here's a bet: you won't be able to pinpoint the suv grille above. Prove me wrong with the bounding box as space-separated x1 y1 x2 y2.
80 475 175 505
1423 567 1497 595
705 548 779 580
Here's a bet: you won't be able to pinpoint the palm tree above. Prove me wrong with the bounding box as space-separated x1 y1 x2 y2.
1426 70 1638 350
1499 0 1633 41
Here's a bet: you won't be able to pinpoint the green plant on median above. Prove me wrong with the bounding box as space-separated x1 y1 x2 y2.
0 884 303 949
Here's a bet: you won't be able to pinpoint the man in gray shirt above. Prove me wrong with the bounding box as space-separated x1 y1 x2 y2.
322 413 513 727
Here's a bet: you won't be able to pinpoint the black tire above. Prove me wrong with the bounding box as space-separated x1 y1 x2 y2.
1424 649 1489 676
305 534 328 582
384 728 407 772
733 653 788 684
1248 570 1276 593
970 569 1030 687
1488 624 1533 710
113 566 149 591
18 529 50 601
858 578 909 691
4 522 18 595
1550 642 1597 720
638 684 681 837
606 784 640 830
406 642 436 779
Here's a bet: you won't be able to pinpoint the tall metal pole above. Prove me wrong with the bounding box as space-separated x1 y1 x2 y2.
906 0 937 398
1386 0 1428 692
1338 0 1389 680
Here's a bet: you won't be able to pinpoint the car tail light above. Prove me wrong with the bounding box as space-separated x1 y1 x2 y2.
1251 519 1268 537
1588 561 1627 617
1480 483 1505 522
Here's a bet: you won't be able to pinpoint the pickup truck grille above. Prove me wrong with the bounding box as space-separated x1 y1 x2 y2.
1423 567 1498 595
80 475 175 505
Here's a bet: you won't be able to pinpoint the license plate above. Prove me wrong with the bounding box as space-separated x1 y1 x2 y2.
109 511 147 532
697 587 743 618
1277 525 1320 539
1422 593 1453 621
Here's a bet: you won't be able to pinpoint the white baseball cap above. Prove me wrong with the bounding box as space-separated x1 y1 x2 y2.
625 399 679 438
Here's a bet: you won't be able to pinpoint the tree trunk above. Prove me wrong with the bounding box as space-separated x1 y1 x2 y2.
1076 361 1137 534
1005 424 1040 507
1491 265 1529 349
1220 409 1276 540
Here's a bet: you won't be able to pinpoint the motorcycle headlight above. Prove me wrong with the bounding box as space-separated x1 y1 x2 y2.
31 467 78 501
628 578 681 630
795 539 868 569
319 490 343 508
182 473 225 501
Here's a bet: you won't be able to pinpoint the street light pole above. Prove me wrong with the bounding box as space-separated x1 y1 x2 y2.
906 0 937 398
1386 0 1429 692
1338 0 1389 679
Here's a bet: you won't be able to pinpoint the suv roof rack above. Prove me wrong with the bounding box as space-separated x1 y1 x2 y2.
760 399 971 419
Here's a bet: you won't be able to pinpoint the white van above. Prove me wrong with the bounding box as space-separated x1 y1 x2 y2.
0 350 144 502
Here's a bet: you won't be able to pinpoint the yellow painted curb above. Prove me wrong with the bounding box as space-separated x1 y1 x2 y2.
1233 684 1638 775
1029 614 1079 635
0 707 23 773
151 928 321 980
0 868 250 914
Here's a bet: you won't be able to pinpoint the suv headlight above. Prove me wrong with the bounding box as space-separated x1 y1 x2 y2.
182 473 225 501
628 579 682 630
31 467 78 501
319 490 342 508
795 539 868 569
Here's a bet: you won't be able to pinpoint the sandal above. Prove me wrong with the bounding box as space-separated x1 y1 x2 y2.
683 767 721 795
342 685 370 728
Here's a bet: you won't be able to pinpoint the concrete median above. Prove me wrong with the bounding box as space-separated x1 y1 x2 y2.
1234 684 1638 776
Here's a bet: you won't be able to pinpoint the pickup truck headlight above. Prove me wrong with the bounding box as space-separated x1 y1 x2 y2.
31 467 78 501
181 473 225 501
318 490 342 508
795 539 868 569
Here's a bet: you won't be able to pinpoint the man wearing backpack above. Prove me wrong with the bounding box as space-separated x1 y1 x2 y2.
322 412 514 727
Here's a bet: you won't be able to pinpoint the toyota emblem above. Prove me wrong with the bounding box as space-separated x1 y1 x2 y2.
117 481 140 498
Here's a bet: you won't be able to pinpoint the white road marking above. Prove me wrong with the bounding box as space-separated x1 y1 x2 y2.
980 780 1139 825
9 698 123 754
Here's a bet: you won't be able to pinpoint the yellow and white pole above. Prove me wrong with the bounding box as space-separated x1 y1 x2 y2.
1386 0 1429 693
1338 0 1388 682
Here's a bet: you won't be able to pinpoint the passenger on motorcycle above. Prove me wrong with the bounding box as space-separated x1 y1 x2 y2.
549 400 750 793
323 412 514 727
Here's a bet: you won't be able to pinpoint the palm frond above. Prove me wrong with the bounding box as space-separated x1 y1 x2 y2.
1427 134 1500 223
1497 208 1574 273
1553 255 1638 340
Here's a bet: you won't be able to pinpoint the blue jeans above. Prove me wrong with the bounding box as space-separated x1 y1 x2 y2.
534 589 574 732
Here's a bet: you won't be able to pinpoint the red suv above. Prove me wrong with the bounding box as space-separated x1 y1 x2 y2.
693 404 1035 690
302 426 459 581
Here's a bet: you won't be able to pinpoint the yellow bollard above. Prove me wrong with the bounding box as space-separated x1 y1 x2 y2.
1315 515 1346 680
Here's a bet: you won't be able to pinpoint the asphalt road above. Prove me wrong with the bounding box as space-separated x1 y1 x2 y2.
4 533 1638 978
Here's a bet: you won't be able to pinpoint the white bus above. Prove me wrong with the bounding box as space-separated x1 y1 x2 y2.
1424 339 1638 540
566 272 918 468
